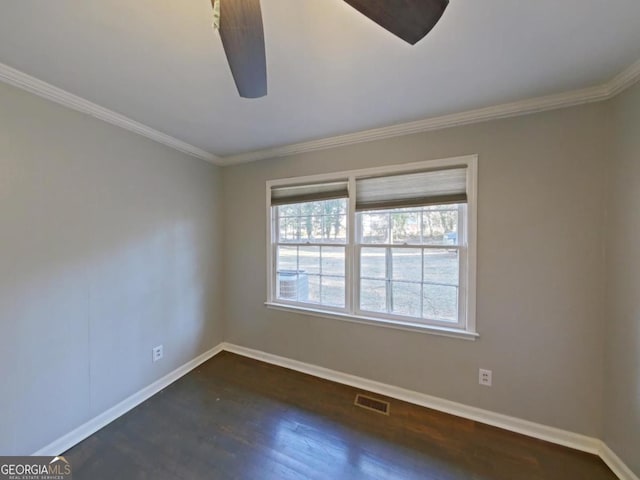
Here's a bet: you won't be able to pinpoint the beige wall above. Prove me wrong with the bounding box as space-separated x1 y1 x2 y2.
603 80 640 476
222 102 608 436
0 82 224 455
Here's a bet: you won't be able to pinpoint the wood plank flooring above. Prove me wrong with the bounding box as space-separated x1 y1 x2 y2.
65 352 616 479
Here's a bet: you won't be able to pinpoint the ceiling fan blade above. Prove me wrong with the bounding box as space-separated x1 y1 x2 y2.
214 0 267 98
343 0 449 45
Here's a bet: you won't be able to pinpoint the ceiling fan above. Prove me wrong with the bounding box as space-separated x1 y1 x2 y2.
211 0 449 98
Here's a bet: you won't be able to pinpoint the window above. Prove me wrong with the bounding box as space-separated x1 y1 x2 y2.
357 204 463 324
266 156 477 339
274 198 348 308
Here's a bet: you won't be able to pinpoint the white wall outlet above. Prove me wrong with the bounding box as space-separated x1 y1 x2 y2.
152 345 163 363
479 368 492 386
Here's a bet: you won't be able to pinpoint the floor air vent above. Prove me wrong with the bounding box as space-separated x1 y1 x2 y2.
354 393 390 415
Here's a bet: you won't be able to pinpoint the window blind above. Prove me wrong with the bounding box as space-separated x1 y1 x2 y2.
271 181 349 206
355 167 467 211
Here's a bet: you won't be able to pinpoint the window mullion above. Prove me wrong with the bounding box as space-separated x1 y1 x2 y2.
347 176 357 314
420 248 425 319
272 207 278 301
296 245 300 303
458 203 466 328
319 246 323 304
386 247 392 314
386 212 392 314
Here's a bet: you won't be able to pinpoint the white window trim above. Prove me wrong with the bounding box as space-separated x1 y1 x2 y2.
265 155 478 340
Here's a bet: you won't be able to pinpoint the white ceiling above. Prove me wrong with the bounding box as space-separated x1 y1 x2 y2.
0 0 639 158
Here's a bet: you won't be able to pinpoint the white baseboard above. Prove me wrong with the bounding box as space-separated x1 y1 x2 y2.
32 343 225 456
222 342 639 480
220 342 599 453
31 340 637 480
599 441 640 480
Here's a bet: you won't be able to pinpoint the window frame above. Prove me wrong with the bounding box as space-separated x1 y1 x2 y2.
272 203 349 313
265 155 478 340
354 205 466 329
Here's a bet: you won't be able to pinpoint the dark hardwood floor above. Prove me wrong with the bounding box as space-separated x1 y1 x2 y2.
65 352 616 479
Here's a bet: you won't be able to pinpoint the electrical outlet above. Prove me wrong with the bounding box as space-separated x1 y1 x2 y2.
152 345 163 363
479 368 492 386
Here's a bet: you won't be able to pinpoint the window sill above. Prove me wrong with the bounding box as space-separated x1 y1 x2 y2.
264 302 479 341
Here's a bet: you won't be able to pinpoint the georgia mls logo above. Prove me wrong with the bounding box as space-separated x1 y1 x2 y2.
0 456 72 480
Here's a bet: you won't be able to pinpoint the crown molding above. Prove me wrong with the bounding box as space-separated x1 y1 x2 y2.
218 85 609 165
219 58 640 166
606 58 640 97
2 57 639 168
0 61 221 165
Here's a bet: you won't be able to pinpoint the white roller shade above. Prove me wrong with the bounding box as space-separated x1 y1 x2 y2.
271 181 349 206
356 167 467 211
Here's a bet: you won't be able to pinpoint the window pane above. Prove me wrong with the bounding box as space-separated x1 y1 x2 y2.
278 217 300 242
277 271 308 301
307 275 320 304
391 211 421 244
321 198 347 215
298 200 322 216
391 248 422 282
278 204 300 217
279 198 348 244
297 216 312 242
322 215 347 243
321 200 348 243
360 248 386 279
310 216 325 240
360 212 389 244
321 276 345 307
392 282 421 318
321 247 345 276
360 279 386 312
423 284 458 322
424 249 459 286
298 246 320 274
277 246 308 302
277 246 298 271
422 205 459 245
